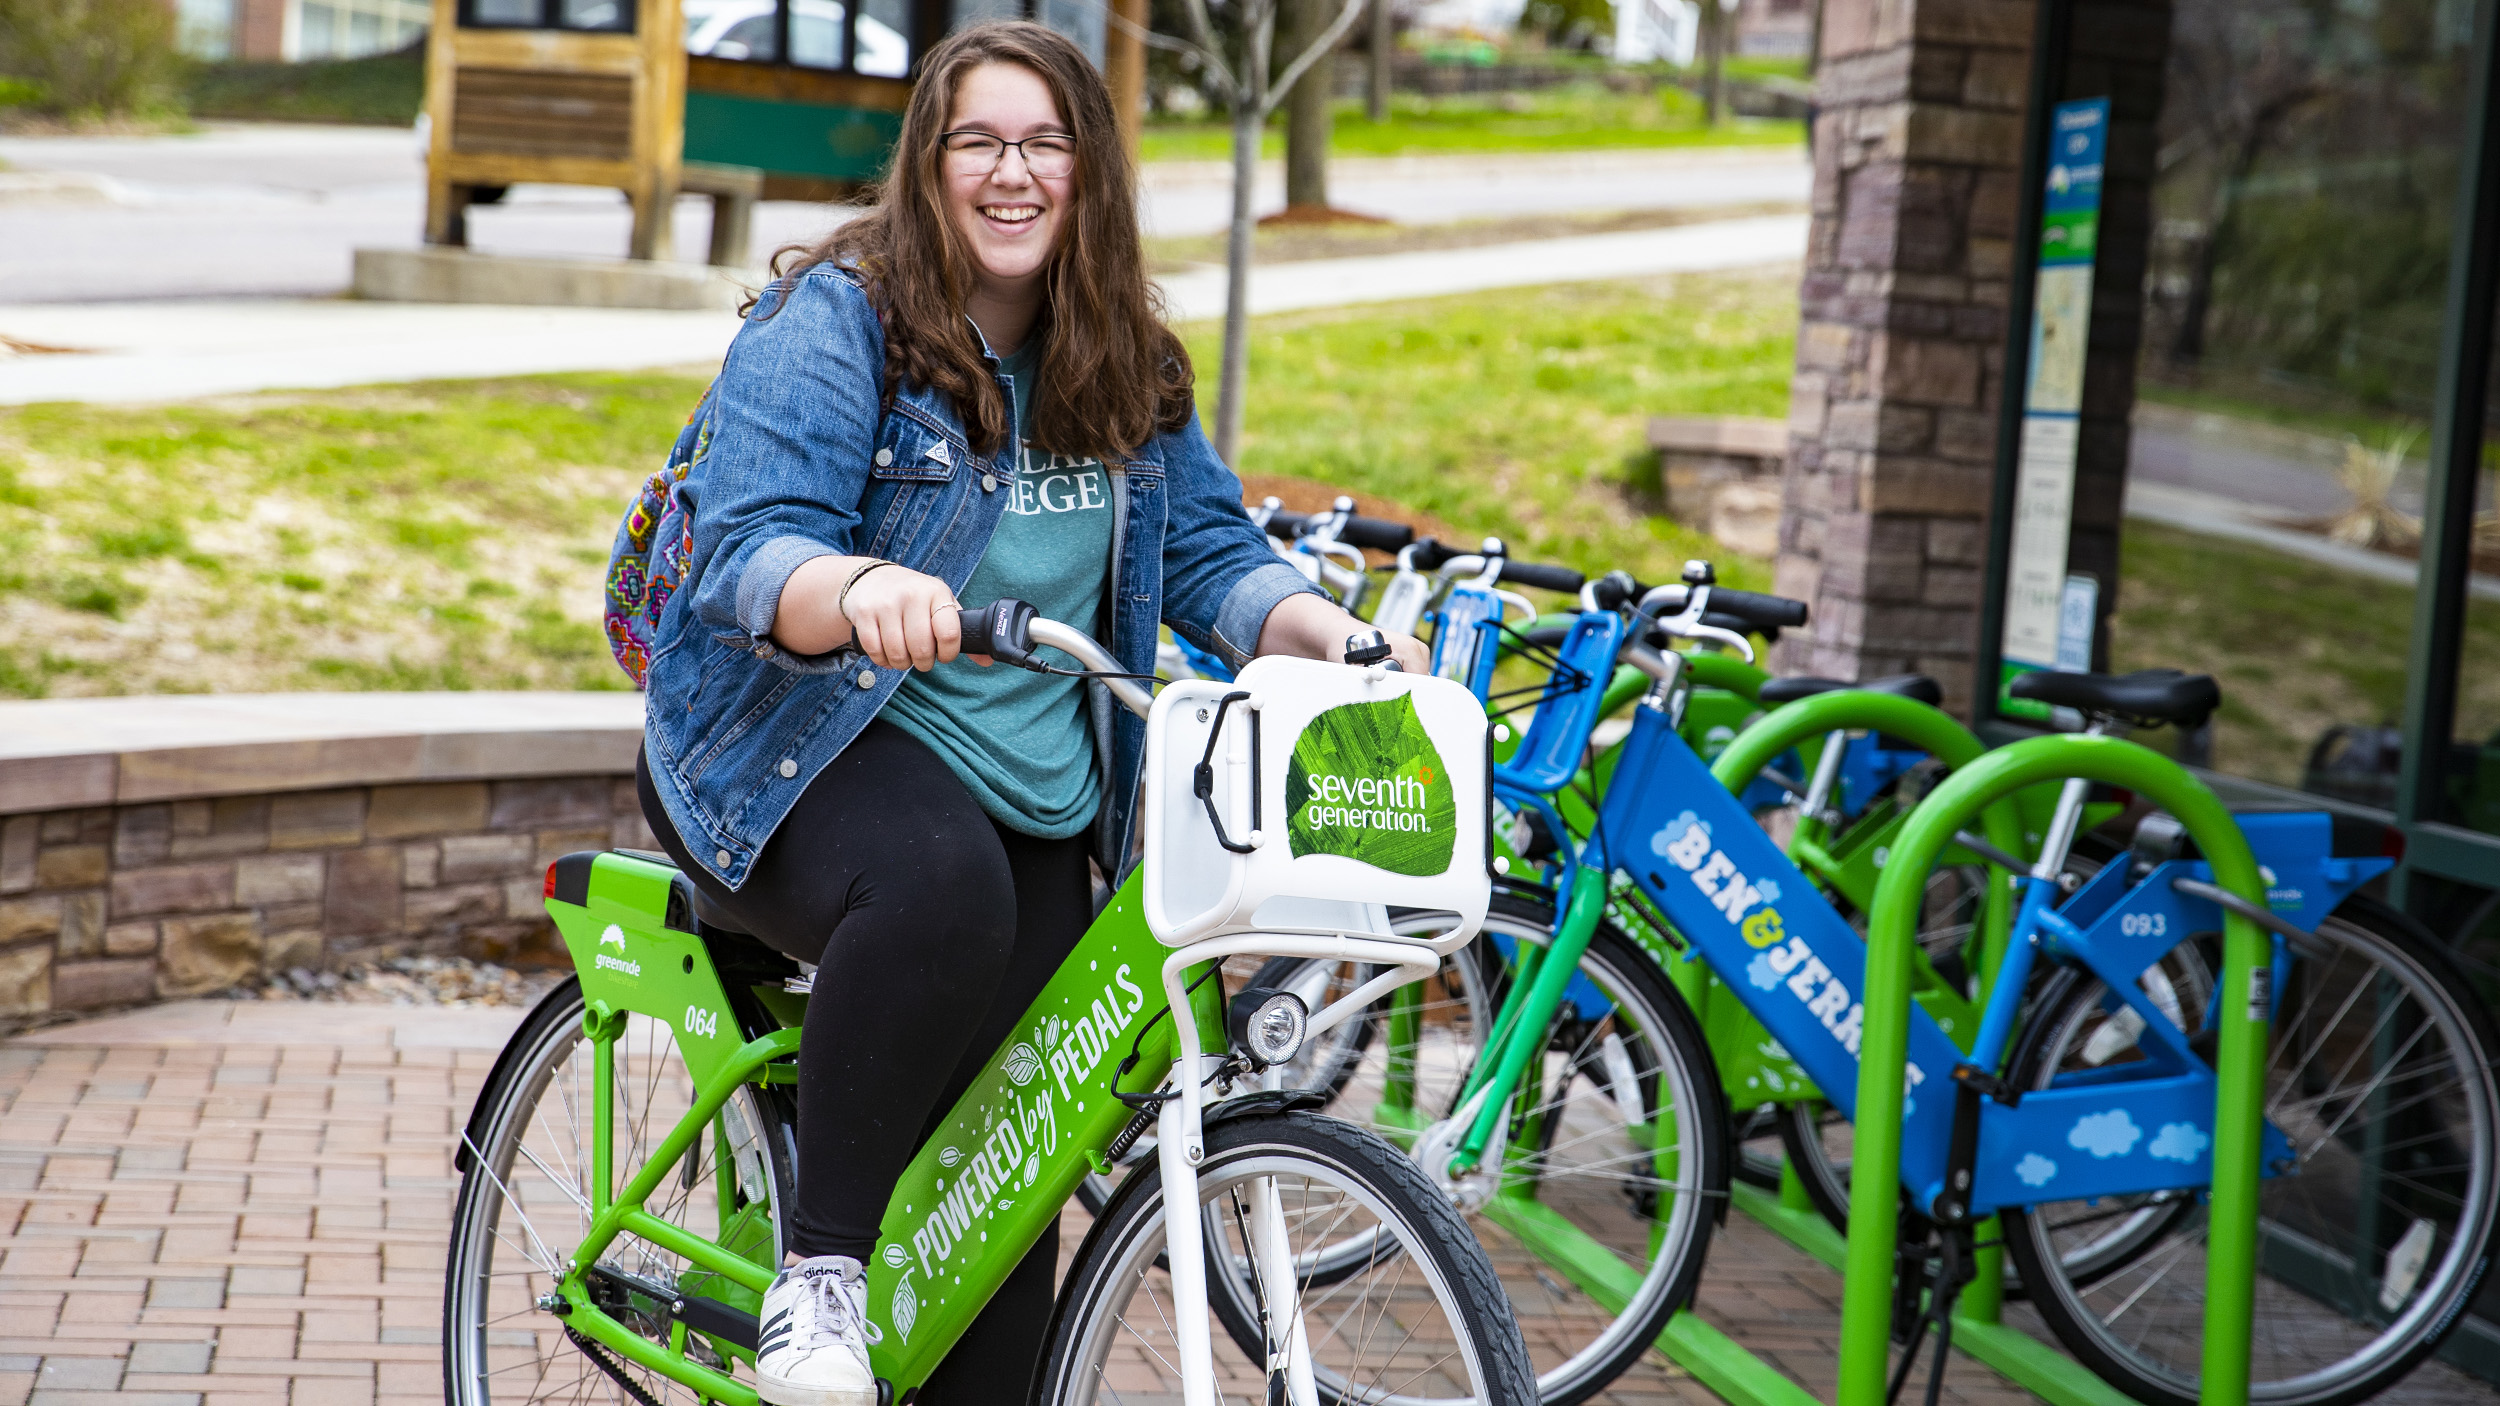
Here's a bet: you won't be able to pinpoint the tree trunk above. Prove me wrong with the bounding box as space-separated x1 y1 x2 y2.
1702 0 1724 127
1215 98 1264 462
1284 0 1334 209
1367 0 1391 123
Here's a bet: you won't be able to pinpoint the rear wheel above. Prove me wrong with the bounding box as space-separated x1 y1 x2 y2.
1039 1110 1537 1405
2004 897 2500 1406
443 979 792 1406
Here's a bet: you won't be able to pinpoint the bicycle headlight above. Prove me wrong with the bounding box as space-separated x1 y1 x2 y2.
1227 987 1310 1069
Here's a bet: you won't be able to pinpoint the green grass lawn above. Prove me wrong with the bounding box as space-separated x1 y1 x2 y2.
2111 520 2500 794
0 377 696 697
184 46 424 126
1187 269 1793 590
0 268 1795 698
1140 86 1803 162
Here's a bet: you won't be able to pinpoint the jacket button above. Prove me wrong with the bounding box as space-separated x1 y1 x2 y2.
779 758 798 778
874 448 894 467
752 643 772 658
857 668 877 689
714 849 732 868
981 473 998 492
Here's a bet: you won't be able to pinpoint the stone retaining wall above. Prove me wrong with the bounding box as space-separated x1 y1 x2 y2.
0 773 654 1030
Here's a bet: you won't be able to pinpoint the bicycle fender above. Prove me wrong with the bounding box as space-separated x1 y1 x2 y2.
1205 1088 1332 1127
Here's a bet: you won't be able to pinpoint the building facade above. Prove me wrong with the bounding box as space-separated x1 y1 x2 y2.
180 0 433 60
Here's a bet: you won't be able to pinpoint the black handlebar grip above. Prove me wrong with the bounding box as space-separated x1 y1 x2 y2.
954 600 1037 667
1263 508 1311 537
1699 610 1782 644
1495 560 1586 593
1587 570 1647 612
1408 537 1457 570
1334 515 1416 551
1704 588 1810 629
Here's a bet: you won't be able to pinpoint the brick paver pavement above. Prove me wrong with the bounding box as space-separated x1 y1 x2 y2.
4 1000 2492 1406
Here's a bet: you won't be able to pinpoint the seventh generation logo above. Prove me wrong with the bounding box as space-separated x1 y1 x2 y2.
1653 812 1867 1056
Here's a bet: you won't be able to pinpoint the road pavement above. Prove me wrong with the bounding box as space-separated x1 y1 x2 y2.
0 214 1806 404
0 122 1808 304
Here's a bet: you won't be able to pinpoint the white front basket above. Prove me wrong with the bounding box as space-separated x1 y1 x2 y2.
1141 655 1493 952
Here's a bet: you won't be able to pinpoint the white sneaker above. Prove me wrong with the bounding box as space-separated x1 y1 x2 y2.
756 1254 882 1406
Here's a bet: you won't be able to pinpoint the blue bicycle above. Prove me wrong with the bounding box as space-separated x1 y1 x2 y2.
1272 574 2500 1406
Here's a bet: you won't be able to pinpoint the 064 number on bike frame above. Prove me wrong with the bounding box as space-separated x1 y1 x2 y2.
540 852 1212 1399
1551 668 2378 1220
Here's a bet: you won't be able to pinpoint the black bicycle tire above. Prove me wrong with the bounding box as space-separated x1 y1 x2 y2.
1036 1109 1539 1406
1381 910 1727 1406
2000 895 2500 1406
442 977 797 1406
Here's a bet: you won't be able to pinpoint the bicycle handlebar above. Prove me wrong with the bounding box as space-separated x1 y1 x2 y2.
1706 588 1810 630
952 601 1158 717
1496 560 1586 593
1334 516 1416 551
955 599 1038 667
1404 536 1583 592
1261 507 1414 551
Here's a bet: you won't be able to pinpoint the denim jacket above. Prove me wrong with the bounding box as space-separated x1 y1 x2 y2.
643 263 1318 891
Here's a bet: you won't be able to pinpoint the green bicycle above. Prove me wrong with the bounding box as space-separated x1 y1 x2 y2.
440 606 1538 1406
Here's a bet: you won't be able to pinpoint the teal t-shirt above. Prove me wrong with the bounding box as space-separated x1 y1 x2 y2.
882 344 1113 838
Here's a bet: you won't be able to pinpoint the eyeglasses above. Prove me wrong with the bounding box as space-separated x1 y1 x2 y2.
940 130 1077 179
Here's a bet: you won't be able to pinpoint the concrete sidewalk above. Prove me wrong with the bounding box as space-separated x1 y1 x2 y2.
0 214 1806 405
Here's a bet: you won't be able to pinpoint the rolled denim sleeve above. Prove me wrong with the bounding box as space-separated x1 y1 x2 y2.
1154 408 1326 669
680 267 883 664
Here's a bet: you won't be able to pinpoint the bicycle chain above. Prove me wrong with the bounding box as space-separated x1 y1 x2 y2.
564 1325 671 1406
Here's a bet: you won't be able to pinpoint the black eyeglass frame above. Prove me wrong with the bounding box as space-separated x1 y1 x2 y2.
937 130 1080 175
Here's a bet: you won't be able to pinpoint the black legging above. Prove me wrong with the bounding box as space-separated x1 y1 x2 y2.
636 721 1093 1405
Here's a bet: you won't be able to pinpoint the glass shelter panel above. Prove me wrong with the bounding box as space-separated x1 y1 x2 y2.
2441 442 2500 835
2111 0 2473 800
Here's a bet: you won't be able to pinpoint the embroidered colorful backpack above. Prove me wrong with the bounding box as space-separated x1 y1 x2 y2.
605 389 713 688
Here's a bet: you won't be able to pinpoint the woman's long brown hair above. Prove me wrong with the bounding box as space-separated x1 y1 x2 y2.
762 21 1194 463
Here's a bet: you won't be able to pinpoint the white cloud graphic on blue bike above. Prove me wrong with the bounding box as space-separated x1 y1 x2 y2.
2149 1121 2210 1163
2069 1108 2143 1158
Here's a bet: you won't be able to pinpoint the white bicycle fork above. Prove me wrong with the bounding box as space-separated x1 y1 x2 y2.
1153 932 1443 1406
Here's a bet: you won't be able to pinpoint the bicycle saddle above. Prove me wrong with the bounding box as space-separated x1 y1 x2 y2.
2006 668 2220 729
1756 673 1944 707
684 883 753 936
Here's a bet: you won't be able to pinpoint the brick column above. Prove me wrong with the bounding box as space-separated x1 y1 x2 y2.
1773 0 2038 710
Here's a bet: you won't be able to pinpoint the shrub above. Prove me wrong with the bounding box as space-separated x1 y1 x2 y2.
0 0 185 118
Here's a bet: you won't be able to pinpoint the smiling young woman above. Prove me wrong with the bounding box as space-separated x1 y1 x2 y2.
630 20 1423 1406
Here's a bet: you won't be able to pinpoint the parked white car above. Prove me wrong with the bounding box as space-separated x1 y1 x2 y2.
683 0 909 75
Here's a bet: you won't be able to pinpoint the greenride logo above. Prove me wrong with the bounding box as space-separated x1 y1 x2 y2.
1285 695 1456 876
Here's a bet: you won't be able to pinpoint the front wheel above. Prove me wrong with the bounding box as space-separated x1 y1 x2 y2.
1039 1110 1537 1405
2004 897 2500 1406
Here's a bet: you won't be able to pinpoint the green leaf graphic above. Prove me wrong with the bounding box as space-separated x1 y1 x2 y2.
1285 695 1456 876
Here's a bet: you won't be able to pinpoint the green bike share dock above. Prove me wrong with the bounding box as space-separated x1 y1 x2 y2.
1483 693 2278 1406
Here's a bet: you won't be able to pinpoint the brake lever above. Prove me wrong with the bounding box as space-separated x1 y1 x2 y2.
1633 586 1757 664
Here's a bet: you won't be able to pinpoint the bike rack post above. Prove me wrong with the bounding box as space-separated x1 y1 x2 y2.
1840 734 2274 1406
1707 689 2079 1380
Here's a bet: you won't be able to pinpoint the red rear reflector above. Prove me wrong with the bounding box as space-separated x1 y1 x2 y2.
544 862 560 899
2380 827 2407 862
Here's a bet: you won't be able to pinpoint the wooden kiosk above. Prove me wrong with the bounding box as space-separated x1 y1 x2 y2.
423 0 692 260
